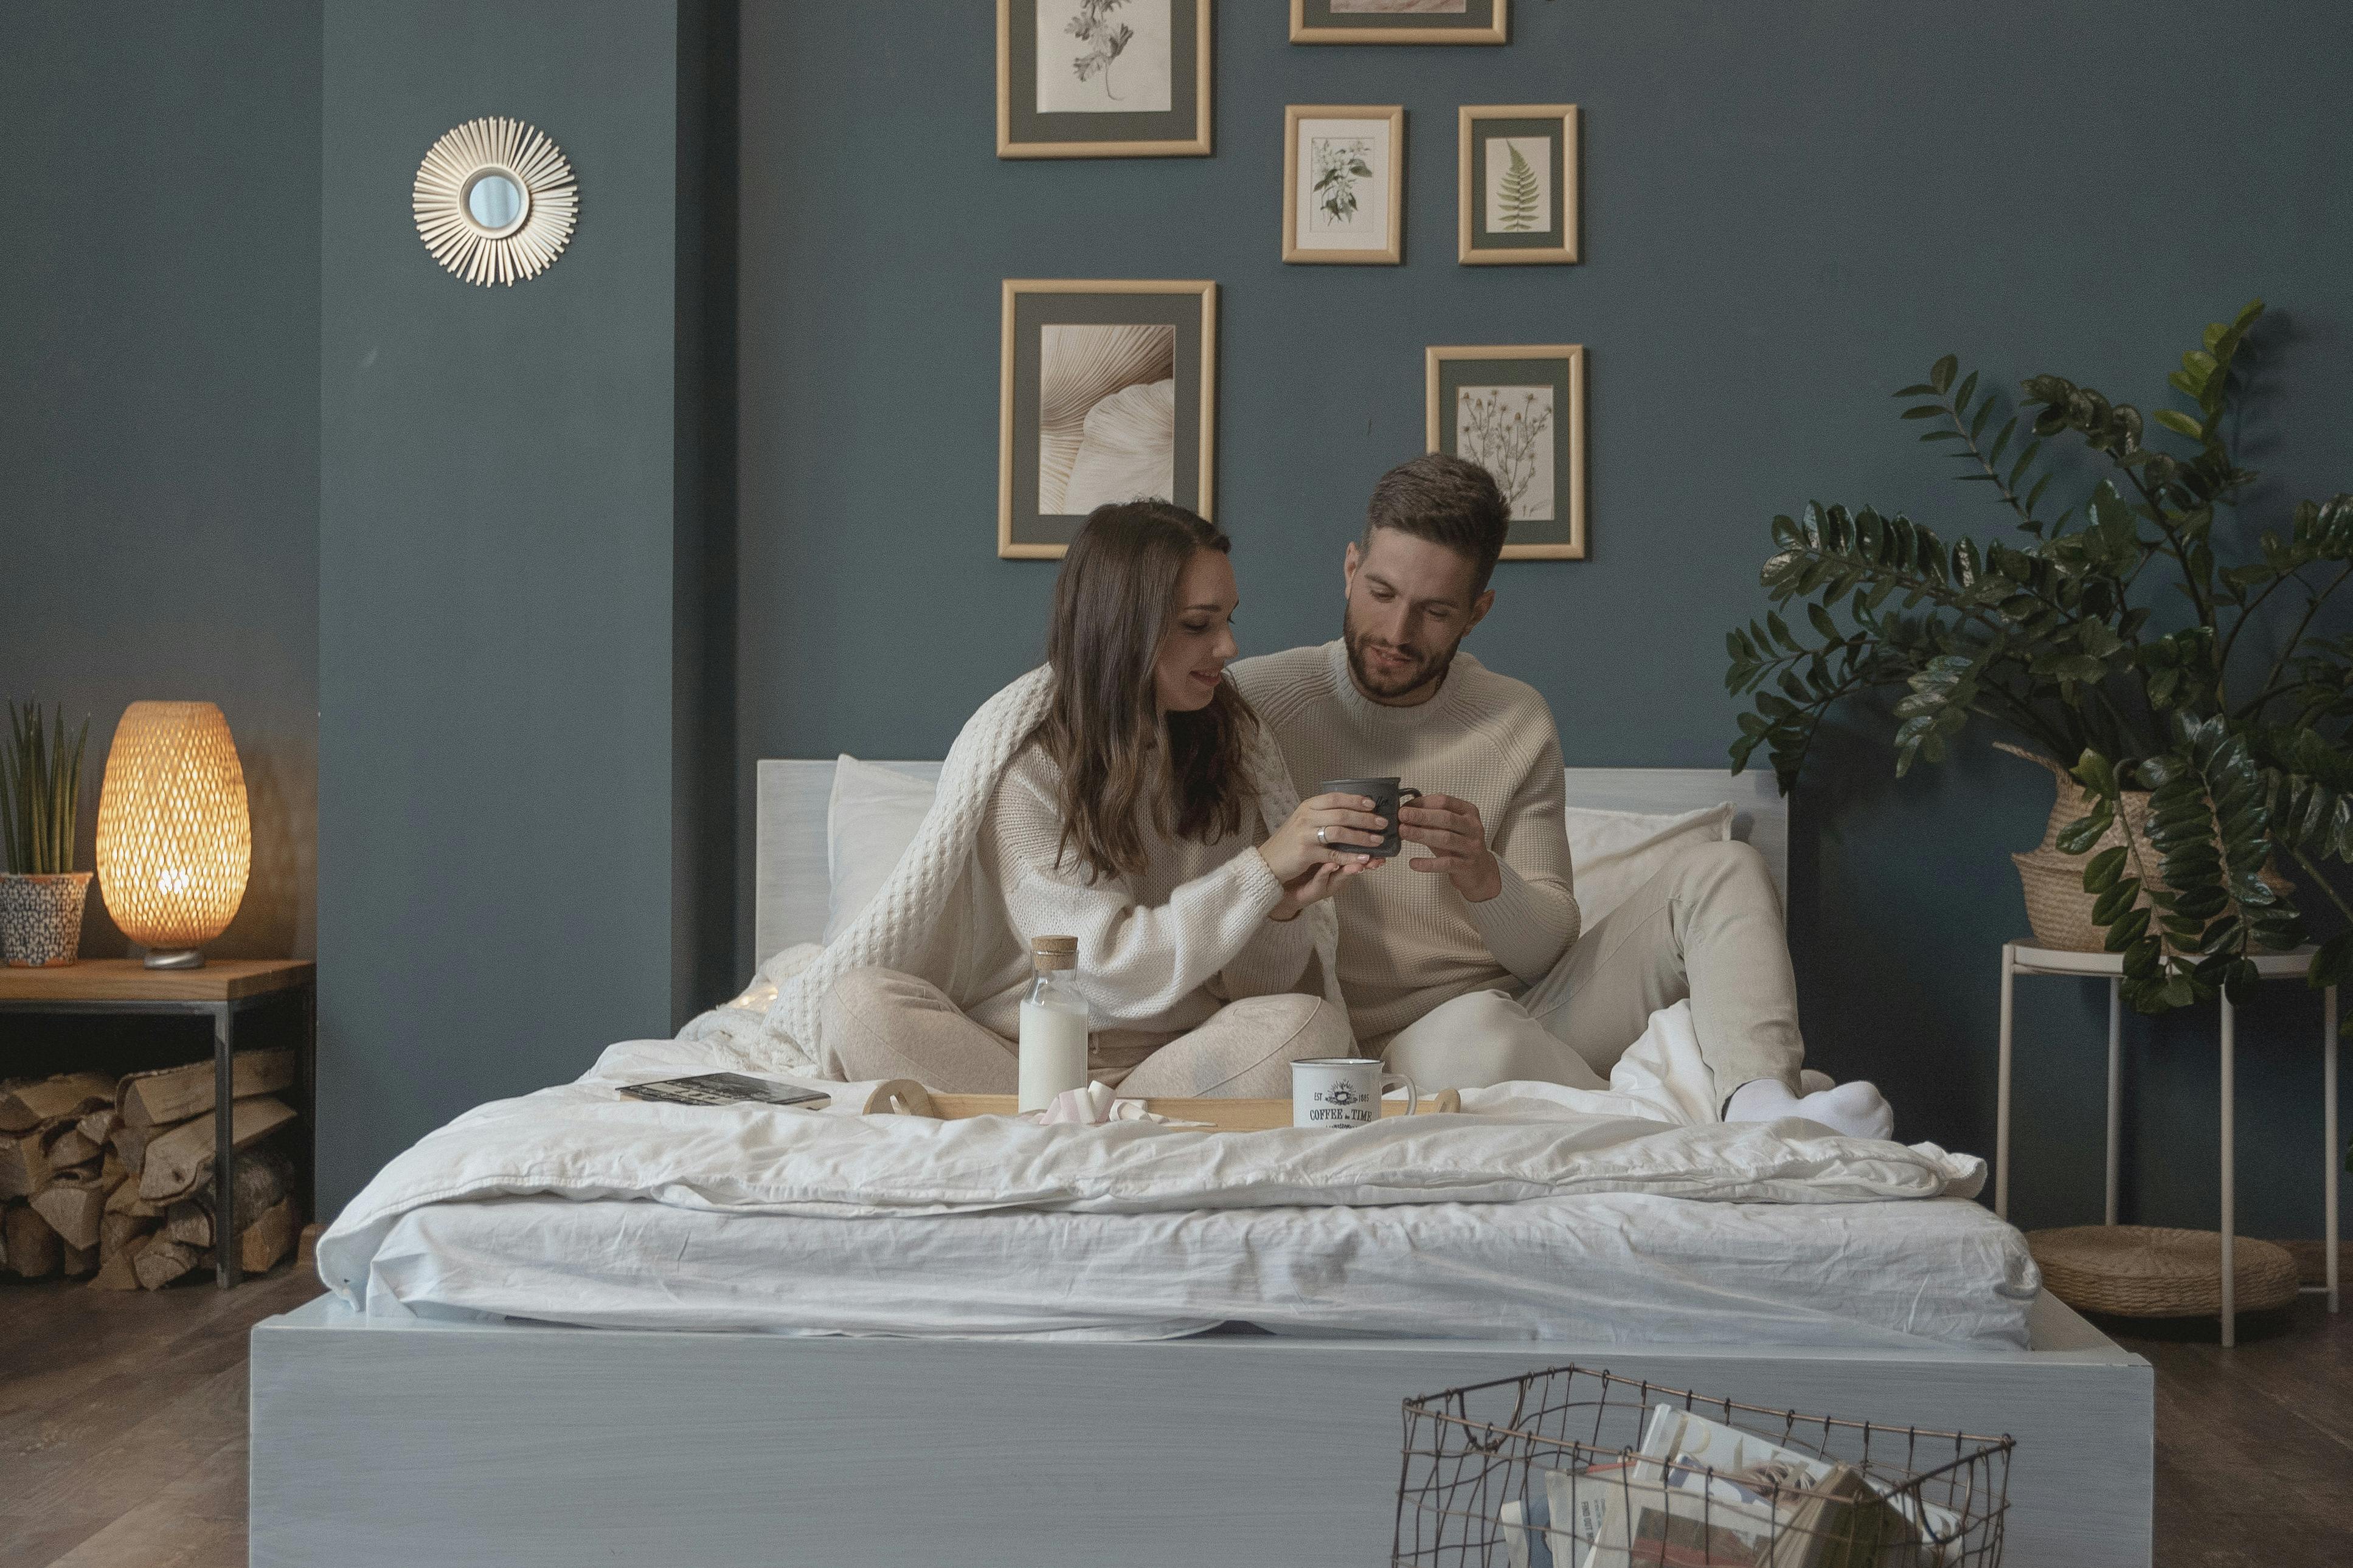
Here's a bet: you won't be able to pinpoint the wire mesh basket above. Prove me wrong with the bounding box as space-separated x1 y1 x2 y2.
1395 1364 2013 1567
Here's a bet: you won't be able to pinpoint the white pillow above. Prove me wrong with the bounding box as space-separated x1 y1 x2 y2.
823 756 939 944
1562 801 1734 929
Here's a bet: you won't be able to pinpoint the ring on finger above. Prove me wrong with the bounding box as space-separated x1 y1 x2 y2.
1315 826 1327 846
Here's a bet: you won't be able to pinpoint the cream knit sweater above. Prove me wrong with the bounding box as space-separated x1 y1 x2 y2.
1230 640 1579 1045
960 744 1322 1039
766 666 1339 1070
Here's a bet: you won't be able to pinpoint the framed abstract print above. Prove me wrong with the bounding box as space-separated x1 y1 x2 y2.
1458 105 1578 265
1282 106 1405 264
1289 0 1508 46
998 0 1214 157
999 280 1219 559
1426 344 1585 559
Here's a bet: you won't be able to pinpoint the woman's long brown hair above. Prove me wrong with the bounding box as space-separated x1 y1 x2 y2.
1030 500 1258 882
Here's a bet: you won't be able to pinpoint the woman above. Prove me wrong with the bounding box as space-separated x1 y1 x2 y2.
813 500 1391 1096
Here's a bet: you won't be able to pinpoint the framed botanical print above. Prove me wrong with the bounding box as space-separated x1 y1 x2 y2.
1282 106 1405 264
1426 345 1585 559
1290 0 1508 46
998 0 1213 158
1000 280 1219 559
1458 105 1578 265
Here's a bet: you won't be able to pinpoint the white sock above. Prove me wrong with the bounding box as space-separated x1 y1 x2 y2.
1725 1076 1894 1141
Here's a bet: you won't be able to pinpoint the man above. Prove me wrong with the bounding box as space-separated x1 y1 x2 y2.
1228 454 1890 1138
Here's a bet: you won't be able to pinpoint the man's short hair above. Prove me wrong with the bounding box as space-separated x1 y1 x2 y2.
1362 454 1509 595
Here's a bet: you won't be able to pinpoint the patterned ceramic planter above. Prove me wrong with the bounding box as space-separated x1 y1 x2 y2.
0 871 92 967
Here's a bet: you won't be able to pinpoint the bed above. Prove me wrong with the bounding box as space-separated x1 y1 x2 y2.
249 761 2154 1567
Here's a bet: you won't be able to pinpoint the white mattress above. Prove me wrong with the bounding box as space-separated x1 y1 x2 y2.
349 1186 2036 1351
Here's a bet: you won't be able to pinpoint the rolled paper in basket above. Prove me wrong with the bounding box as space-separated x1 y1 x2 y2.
1499 1493 1554 1568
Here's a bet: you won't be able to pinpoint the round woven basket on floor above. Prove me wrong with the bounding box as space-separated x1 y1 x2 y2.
2028 1224 2301 1318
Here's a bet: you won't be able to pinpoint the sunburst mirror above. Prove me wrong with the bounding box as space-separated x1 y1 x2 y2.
412 117 579 287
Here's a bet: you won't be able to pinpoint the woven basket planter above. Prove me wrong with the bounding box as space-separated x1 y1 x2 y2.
0 871 91 967
1998 744 2161 952
2028 1224 2300 1318
2000 744 2291 953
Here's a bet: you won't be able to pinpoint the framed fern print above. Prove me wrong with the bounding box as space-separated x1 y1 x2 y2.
1291 0 1508 46
998 0 1213 158
1283 106 1405 264
1426 345 1585 559
1458 105 1578 264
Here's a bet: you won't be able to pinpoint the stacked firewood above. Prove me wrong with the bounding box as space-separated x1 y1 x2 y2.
0 1050 300 1288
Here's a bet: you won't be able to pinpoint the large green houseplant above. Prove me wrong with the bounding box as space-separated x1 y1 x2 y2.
1725 300 2353 1023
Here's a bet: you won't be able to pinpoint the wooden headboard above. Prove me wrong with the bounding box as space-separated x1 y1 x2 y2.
754 760 1787 966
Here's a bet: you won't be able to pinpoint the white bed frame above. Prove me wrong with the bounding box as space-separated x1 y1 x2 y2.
249 761 2153 1567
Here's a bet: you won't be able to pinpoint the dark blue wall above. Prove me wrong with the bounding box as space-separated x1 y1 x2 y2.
0 1 321 962
317 0 709 1214
738 2 2353 1237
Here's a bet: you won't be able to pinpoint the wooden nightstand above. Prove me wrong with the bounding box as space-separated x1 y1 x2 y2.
0 959 314 1288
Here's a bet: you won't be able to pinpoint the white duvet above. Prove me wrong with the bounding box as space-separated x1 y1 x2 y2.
319 1004 2006 1344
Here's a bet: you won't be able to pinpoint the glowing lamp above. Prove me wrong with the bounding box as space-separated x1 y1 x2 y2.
95 701 251 969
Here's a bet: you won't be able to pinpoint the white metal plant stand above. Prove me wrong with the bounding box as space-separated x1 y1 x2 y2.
1997 941 2341 1347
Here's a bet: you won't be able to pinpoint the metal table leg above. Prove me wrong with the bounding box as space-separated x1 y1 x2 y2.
213 1001 243 1290
1997 944 2015 1222
2105 979 2121 1227
2329 987 2341 1316
2221 992 2236 1349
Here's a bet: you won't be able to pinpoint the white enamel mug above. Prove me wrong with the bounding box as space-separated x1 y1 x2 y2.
1291 1057 1418 1130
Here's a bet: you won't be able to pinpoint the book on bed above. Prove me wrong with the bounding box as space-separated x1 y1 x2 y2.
615 1073 830 1109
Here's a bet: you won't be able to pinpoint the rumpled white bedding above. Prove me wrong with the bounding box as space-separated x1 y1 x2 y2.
317 1003 2032 1347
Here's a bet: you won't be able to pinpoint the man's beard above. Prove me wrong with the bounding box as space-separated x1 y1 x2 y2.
1343 605 1465 702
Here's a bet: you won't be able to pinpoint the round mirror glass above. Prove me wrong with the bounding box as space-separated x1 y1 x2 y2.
466 173 524 230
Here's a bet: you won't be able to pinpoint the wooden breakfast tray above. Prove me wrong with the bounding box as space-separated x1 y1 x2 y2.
859 1078 1462 1131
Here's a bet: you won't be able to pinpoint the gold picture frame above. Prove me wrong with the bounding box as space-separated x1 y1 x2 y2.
1426 344 1585 560
1290 0 1508 46
998 0 1214 159
1457 104 1578 266
1282 105 1405 265
999 280 1219 559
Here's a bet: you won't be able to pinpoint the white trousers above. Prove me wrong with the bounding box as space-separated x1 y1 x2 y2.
820 966 1357 1098
1382 839 1804 1100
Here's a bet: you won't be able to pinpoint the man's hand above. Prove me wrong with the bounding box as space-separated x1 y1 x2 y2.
1398 793 1503 903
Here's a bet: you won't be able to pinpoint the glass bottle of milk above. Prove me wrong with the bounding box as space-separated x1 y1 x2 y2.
1017 934 1089 1113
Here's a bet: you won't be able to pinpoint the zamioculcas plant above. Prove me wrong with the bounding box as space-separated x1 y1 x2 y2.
1 700 91 874
1724 300 2353 1025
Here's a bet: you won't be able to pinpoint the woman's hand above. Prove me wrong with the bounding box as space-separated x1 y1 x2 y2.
1257 792 1387 885
1269 857 1376 921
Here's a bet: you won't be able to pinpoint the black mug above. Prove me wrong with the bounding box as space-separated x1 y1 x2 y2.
1315 776 1424 858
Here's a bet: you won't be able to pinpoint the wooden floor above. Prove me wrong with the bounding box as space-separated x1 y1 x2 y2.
2 1274 2346 1567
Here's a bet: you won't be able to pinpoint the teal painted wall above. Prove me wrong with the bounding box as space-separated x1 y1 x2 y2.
737 2 2353 1238
13 1 2348 1239
0 1 321 963
317 0 718 1214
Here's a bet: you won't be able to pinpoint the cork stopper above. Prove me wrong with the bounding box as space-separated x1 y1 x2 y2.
1031 934 1078 972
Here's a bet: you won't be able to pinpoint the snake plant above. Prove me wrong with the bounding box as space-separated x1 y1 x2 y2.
1725 300 2353 1024
1 701 90 876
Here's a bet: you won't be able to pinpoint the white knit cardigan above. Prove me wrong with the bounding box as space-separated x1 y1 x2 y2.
766 666 1342 1061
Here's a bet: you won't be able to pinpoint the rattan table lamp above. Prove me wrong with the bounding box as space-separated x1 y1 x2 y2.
94 701 251 969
